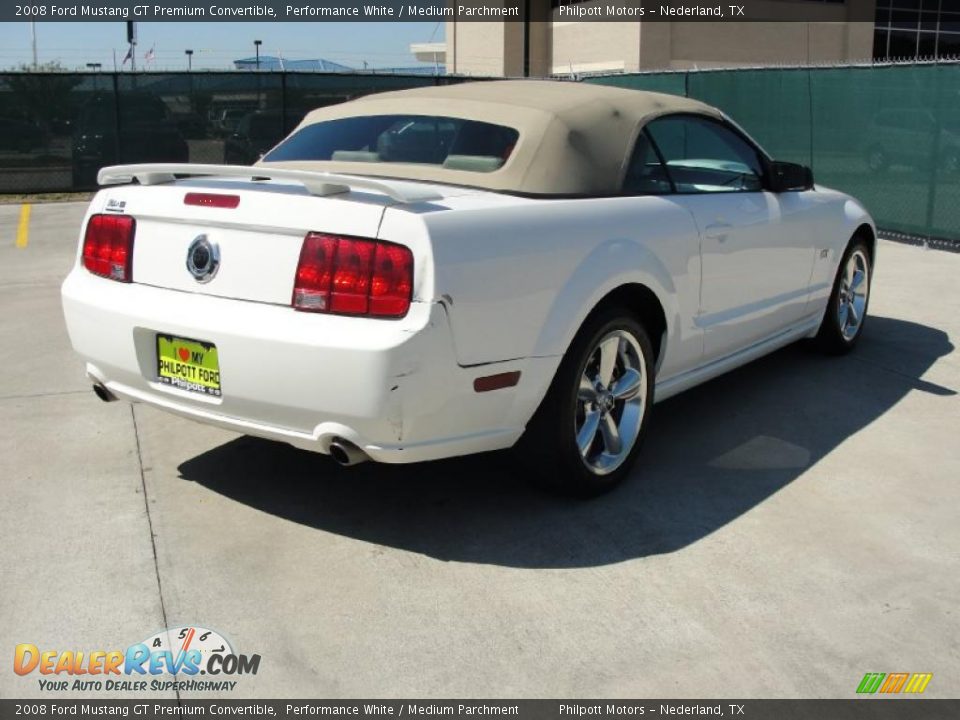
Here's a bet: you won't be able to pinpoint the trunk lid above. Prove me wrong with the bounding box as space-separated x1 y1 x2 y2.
97 178 391 306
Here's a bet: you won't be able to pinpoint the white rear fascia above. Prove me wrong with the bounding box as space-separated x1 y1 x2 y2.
84 178 476 307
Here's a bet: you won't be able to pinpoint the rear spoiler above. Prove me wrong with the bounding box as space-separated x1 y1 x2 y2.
96 163 443 204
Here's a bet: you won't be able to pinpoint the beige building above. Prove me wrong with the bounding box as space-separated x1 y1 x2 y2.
412 0 878 77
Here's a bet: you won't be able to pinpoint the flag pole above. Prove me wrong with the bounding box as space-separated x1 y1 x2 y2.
30 22 38 68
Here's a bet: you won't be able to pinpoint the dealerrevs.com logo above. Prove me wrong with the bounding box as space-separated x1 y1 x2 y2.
13 626 261 692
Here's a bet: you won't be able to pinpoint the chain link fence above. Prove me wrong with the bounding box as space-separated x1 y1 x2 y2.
0 71 460 194
586 62 960 247
1 63 957 244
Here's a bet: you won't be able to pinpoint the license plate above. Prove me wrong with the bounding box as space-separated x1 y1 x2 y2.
156 335 221 397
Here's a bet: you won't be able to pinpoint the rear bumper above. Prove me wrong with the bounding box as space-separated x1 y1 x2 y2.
62 270 549 463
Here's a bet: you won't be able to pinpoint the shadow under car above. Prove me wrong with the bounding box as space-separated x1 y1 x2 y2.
177 315 954 569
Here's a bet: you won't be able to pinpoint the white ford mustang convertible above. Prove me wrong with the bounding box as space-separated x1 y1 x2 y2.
62 81 875 495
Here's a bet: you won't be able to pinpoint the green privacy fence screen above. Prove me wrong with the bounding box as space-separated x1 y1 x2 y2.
586 63 960 244
1 63 957 243
0 71 460 194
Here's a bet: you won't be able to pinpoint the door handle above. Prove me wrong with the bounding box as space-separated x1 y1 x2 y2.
704 222 732 242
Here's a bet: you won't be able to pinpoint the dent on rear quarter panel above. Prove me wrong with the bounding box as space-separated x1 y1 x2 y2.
384 314 440 443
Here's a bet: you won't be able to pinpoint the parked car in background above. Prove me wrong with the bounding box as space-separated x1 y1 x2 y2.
72 93 189 189
172 111 208 140
62 81 876 495
214 108 252 137
864 108 960 174
224 110 303 165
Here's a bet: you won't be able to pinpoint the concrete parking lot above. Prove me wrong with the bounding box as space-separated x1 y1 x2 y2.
1 201 958 699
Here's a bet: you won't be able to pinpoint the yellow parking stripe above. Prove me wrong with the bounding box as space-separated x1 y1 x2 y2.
16 204 32 248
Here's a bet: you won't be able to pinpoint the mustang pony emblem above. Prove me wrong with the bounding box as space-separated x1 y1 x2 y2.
186 235 220 283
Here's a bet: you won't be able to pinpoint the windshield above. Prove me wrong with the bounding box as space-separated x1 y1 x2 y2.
263 114 519 173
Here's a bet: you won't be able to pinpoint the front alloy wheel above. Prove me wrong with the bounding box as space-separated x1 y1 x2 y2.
815 237 872 354
836 248 870 342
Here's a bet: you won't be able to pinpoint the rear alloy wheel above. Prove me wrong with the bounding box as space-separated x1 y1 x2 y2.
575 329 647 476
520 308 654 496
815 238 871 354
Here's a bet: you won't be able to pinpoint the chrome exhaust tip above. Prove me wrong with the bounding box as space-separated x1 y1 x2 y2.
329 438 368 467
92 383 117 403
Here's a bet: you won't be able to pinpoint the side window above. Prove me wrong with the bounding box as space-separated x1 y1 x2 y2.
646 115 765 193
622 131 673 195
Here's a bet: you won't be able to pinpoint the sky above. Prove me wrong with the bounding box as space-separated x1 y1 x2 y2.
0 21 445 71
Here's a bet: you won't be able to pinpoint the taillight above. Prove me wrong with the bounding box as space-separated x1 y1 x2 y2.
82 214 135 282
293 233 413 318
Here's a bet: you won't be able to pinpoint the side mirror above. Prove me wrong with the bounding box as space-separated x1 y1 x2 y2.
769 161 813 192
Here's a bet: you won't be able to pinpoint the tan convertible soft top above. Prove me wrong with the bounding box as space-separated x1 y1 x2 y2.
258 80 725 195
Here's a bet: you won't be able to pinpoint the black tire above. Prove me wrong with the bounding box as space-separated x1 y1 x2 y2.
814 237 872 355
517 305 655 497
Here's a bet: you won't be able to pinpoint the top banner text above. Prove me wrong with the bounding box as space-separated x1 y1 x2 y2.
5 0 884 23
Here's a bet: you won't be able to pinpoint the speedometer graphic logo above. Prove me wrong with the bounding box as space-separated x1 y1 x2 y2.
142 626 234 673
